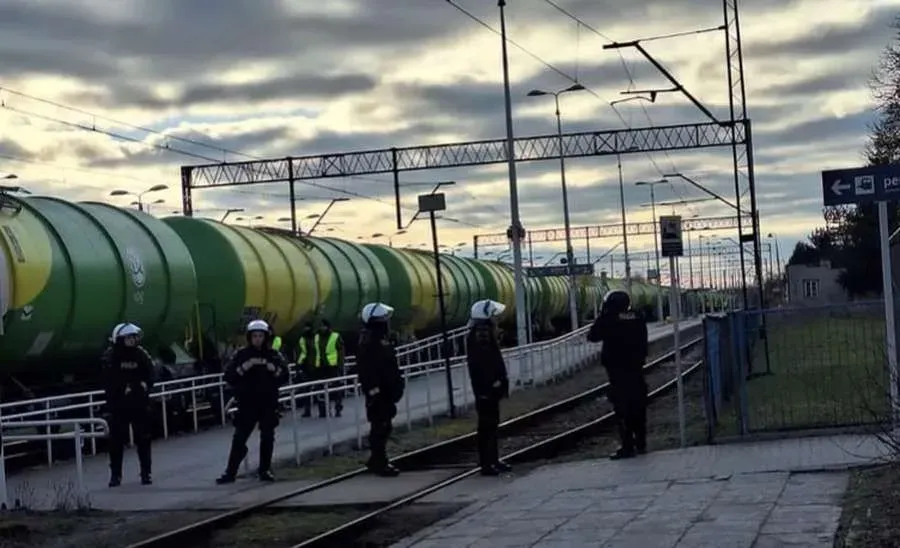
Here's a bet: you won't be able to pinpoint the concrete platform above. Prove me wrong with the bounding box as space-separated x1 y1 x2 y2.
392 434 892 548
2 321 687 512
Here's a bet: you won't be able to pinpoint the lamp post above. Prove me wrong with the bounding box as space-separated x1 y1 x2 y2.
635 179 668 321
235 215 264 226
132 198 164 214
221 208 244 222
306 198 349 235
418 192 456 418
371 230 407 247
498 0 529 347
527 83 586 330
109 184 168 212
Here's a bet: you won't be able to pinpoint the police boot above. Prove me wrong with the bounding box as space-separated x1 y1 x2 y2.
610 447 636 460
108 450 123 487
137 442 152 485
494 461 512 473
216 444 248 484
258 432 275 482
368 463 400 477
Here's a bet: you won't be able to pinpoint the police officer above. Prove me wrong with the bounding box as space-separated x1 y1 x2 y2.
271 334 283 352
356 302 404 477
297 322 316 417
466 299 512 476
103 322 155 487
216 320 289 483
315 319 345 418
587 290 649 459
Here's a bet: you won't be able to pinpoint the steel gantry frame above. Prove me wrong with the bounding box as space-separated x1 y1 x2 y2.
177 0 761 309
472 214 751 255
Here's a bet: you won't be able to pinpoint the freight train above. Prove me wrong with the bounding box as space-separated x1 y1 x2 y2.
0 194 714 399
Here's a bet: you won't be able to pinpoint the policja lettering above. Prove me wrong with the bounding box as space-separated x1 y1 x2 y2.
216 319 289 484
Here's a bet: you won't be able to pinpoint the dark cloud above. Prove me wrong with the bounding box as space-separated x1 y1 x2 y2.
0 138 35 162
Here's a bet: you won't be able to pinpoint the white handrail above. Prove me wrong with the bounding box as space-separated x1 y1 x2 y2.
0 418 109 508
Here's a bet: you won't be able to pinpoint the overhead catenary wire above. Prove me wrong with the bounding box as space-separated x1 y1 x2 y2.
443 0 701 217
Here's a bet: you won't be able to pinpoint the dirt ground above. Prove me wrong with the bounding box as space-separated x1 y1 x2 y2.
835 462 900 548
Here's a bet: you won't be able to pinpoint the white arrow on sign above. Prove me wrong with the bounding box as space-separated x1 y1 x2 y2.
831 179 851 195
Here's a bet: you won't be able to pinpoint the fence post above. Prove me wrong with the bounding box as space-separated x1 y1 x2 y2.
74 425 85 498
0 421 7 509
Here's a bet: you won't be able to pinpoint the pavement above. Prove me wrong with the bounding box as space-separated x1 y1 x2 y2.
2 321 691 511
392 434 892 548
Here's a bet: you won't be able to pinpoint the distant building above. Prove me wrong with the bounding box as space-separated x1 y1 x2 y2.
785 260 848 305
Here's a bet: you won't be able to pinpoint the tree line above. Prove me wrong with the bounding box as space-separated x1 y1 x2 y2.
787 17 900 298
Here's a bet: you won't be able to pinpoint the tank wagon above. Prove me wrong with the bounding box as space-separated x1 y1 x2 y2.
0 195 673 397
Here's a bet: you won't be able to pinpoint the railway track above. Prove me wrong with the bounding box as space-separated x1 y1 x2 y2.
126 335 704 548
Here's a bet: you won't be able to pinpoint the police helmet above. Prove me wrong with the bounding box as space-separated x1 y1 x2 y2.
470 299 506 321
602 290 631 313
246 319 271 334
110 322 142 342
361 302 394 324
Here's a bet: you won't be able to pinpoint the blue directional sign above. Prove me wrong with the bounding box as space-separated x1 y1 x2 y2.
821 165 900 206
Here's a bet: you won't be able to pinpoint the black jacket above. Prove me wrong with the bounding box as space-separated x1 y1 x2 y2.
101 345 155 410
224 345 289 410
587 310 649 387
356 327 404 403
466 322 509 400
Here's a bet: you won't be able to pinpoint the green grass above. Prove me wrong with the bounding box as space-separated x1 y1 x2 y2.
719 310 889 435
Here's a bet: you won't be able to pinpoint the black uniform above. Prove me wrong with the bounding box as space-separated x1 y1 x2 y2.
587 293 649 458
217 344 289 482
102 343 155 486
356 323 404 475
297 325 316 418
466 320 511 475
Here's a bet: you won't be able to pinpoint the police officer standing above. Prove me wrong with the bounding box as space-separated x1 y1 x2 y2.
587 290 649 459
315 319 345 418
466 300 512 476
216 320 289 483
297 322 316 418
356 302 404 477
103 322 155 487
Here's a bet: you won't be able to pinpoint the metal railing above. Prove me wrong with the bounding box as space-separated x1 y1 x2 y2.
0 418 109 508
0 326 471 465
1 320 695 471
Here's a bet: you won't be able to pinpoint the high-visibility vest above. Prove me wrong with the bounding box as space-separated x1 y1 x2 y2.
272 336 282 351
298 338 309 363
314 332 341 368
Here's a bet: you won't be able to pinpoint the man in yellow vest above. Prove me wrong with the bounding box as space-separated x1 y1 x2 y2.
297 323 316 418
314 319 345 418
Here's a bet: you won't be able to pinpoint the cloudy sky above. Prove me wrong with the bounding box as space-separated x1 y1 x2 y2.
0 0 895 284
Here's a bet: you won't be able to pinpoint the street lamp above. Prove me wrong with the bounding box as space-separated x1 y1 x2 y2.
635 179 669 321
306 198 349 235
110 184 168 212
131 198 164 213
417 192 456 418
527 83 586 330
221 208 244 223
371 230 407 247
235 215 264 226
2 174 17 180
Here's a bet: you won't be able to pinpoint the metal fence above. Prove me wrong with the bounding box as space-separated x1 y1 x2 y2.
703 301 891 439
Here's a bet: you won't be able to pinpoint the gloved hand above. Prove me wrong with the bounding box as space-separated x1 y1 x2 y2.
267 363 276 373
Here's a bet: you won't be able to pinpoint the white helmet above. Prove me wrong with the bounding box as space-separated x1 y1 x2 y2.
110 322 142 341
246 319 271 334
470 299 506 321
361 302 394 323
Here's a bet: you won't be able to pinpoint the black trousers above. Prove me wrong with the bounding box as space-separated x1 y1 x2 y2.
366 398 396 469
224 407 279 475
108 405 152 479
610 384 648 452
476 398 501 467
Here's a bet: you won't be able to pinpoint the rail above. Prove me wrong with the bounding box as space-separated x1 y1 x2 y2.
124 334 704 547
0 418 109 508
1 320 697 470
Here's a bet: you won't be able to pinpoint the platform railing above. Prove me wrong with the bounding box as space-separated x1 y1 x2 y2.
0 325 470 460
0 320 694 469
0 418 109 508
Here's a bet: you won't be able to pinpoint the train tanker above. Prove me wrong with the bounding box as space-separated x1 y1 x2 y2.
0 193 699 398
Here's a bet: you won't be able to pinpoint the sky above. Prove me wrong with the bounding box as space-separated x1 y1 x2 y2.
0 0 895 286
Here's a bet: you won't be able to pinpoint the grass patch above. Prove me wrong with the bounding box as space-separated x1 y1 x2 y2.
717 308 888 435
836 463 900 547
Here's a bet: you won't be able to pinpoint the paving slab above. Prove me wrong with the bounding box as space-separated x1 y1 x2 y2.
2 321 690 511
392 434 883 548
